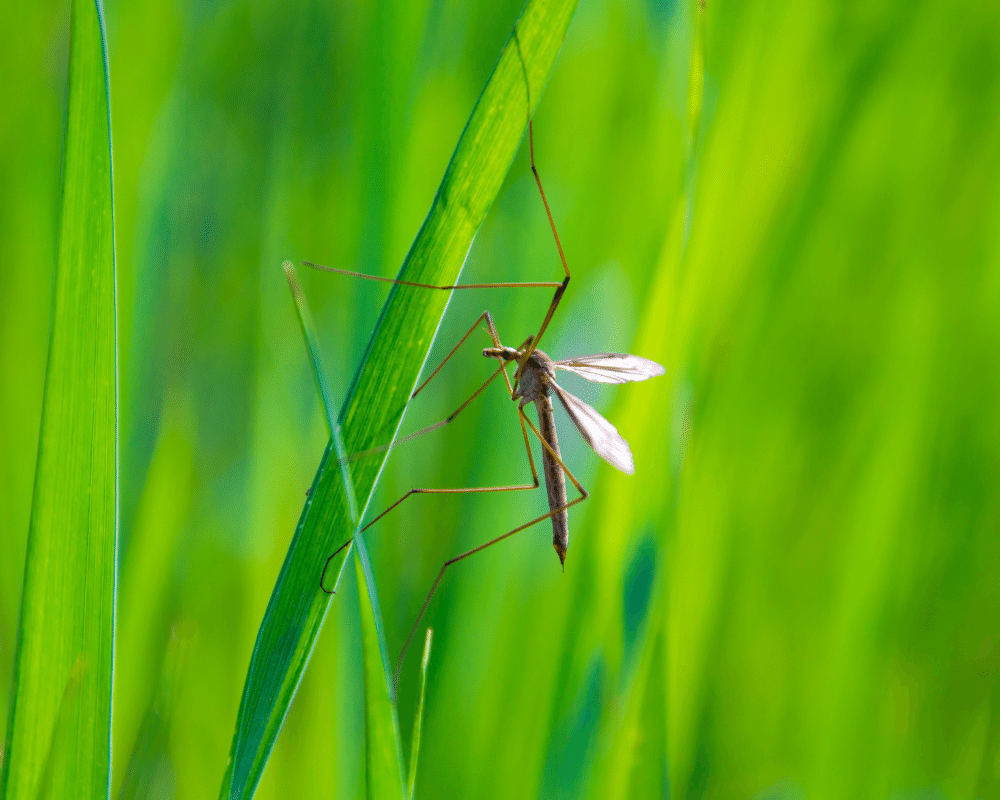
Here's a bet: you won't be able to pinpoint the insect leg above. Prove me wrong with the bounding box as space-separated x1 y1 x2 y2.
319 375 541 594
413 310 513 400
512 122 572 389
338 359 507 470
359 411 540 538
520 408 588 499
509 26 572 390
302 261 563 293
391 405 590 692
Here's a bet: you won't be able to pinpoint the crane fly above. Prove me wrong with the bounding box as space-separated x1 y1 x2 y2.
306 27 664 692
483 345 664 564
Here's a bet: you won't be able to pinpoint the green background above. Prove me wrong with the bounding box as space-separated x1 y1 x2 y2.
2 0 999 798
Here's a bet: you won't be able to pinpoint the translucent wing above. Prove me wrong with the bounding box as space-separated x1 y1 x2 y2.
551 380 635 474
554 353 665 385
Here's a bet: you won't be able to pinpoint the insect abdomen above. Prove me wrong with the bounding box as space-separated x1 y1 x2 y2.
536 394 569 565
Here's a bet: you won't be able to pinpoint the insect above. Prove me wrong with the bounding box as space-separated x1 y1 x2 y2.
309 34 664 690
481 345 664 564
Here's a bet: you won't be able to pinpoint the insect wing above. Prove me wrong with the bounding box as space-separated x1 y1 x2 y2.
554 353 665 384
551 380 635 474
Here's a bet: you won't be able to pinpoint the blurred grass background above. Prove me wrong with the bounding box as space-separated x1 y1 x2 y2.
2 0 999 798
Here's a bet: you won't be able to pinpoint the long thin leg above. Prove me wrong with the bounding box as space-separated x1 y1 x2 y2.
521 409 588 497
305 140 571 396
320 396 542 593
359 410 540 533
512 121 572 390
302 255 563 395
339 360 506 469
391 406 590 693
320 310 530 593
303 261 563 292
334 311 532 471
375 330 537 460
305 124 572 395
413 310 509 400
508 26 572 387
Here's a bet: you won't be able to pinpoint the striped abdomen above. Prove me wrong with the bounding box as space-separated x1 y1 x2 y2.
536 394 568 565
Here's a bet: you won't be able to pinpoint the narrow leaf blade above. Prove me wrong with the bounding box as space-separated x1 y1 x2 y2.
355 546 404 800
287 260 402 794
0 1 118 798
406 629 433 800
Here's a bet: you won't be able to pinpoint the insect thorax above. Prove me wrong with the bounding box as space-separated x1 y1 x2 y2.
514 349 556 405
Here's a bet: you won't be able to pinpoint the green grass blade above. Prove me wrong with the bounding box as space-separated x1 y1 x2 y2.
219 2 578 798
284 261 361 525
283 261 339 440
406 629 433 800
287 259 403 794
355 549 404 799
0 1 117 798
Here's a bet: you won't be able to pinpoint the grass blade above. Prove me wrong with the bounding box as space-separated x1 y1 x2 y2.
219 2 578 798
355 549 404 799
287 260 403 796
406 629 433 800
0 1 117 798
283 262 361 525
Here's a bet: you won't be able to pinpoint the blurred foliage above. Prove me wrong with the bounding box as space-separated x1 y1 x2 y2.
2 0 999 798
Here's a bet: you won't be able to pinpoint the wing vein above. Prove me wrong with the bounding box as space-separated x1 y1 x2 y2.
551 380 635 475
